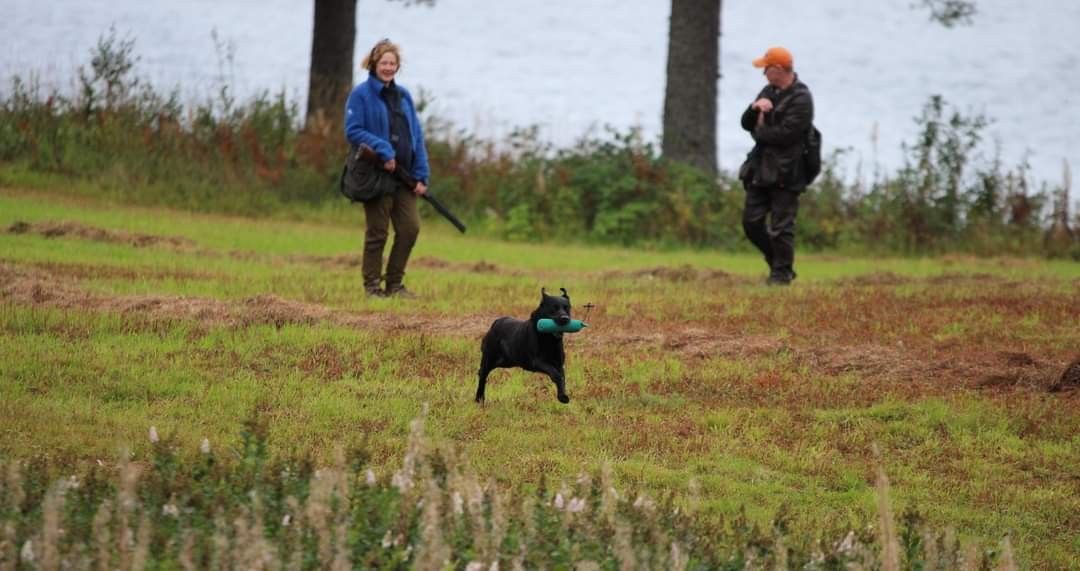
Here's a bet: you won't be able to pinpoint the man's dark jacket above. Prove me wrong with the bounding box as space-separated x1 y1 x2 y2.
740 77 814 191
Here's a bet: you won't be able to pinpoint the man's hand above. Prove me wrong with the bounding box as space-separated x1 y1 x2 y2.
413 181 428 196
383 158 397 172
752 98 774 113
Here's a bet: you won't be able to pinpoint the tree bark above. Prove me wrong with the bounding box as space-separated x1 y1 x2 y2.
661 0 720 175
307 0 357 129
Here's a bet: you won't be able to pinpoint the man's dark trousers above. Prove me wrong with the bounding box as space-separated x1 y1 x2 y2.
742 185 799 282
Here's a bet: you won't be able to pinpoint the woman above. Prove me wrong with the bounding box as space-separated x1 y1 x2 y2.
344 39 429 298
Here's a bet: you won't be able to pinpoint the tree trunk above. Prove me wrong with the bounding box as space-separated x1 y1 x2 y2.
661 0 720 175
307 0 357 130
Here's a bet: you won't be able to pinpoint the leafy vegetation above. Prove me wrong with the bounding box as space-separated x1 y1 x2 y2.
2 28 1076 256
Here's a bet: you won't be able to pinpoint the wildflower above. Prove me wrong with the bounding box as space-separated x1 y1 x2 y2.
148 426 159 443
670 542 687 570
200 438 211 455
281 514 291 527
838 530 856 554
366 469 377 486
162 504 180 518
465 562 486 571
633 494 655 511
20 540 34 563
392 470 411 491
61 475 80 492
452 491 464 515
381 530 394 548
553 493 565 510
567 498 586 513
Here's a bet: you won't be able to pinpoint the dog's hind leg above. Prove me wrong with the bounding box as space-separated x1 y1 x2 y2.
476 353 494 404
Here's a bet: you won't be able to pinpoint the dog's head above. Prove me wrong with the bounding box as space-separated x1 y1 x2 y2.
531 287 572 326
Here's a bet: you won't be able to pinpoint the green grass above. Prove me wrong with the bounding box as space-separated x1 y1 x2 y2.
1 185 1078 568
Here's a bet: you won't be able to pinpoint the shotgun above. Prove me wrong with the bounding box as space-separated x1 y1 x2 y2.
356 145 467 233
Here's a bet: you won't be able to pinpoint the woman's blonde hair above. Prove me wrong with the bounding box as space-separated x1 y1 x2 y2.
362 39 402 73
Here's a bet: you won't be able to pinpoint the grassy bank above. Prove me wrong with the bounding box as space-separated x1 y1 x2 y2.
2 187 1078 567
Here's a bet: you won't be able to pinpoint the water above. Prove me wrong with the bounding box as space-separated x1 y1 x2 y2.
3 0 1078 187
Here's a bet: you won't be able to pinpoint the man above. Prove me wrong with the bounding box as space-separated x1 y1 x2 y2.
739 46 814 286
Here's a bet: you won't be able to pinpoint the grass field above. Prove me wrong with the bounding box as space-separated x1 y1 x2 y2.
1 186 1078 568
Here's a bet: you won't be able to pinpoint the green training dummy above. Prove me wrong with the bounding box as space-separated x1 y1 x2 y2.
536 319 588 333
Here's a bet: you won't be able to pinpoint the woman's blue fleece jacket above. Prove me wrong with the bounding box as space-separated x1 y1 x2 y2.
344 73 430 184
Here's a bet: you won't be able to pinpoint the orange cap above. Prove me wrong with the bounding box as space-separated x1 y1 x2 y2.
752 46 793 70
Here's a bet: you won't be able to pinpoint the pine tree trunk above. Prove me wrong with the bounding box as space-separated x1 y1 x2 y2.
661 0 720 175
307 0 357 130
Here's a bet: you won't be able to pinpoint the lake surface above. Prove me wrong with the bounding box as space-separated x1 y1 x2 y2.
3 0 1078 186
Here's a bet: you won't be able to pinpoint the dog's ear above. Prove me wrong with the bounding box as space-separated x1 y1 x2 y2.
560 287 569 299
540 287 547 298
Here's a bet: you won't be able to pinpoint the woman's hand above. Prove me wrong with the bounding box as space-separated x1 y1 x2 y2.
413 181 428 196
383 158 397 172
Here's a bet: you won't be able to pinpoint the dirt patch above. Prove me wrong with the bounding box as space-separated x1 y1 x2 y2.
0 262 491 335
800 343 917 378
285 253 362 269
940 254 1046 271
470 260 500 273
0 264 766 359
3 262 1074 397
602 265 745 284
298 256 741 282
653 327 786 360
926 272 1000 285
840 272 912 287
413 256 452 269
971 351 1065 392
412 256 516 276
242 294 333 327
798 344 1069 394
29 260 220 282
8 220 197 250
0 221 773 286
999 351 1038 367
1048 357 1080 393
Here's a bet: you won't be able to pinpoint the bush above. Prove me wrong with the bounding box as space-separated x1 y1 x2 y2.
2 28 1074 257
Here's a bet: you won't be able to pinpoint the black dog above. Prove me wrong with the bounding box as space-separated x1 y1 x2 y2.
476 288 573 404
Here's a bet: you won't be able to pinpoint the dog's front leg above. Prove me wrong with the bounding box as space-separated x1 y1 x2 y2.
533 362 570 404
